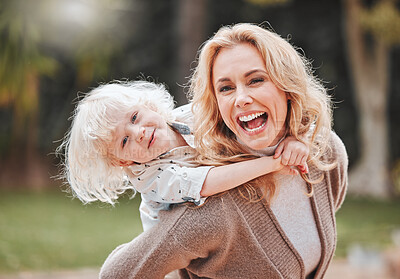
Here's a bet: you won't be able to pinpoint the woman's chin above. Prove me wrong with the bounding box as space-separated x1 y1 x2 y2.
237 130 286 150
237 134 273 150
247 142 272 151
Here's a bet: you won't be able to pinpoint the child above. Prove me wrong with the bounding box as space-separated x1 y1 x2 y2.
58 80 309 231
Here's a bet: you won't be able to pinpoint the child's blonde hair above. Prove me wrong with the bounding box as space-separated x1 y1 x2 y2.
57 80 175 205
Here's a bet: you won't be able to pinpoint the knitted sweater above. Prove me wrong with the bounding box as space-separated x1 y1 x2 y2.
99 131 348 279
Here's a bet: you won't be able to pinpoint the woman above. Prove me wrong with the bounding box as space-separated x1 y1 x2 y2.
99 23 348 279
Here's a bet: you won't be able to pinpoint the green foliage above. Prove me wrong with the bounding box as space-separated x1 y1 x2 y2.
359 0 400 45
0 190 142 273
0 0 58 124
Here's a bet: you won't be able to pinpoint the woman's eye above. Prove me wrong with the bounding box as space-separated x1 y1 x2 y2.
250 78 264 85
219 86 233 92
131 113 137 124
122 136 128 148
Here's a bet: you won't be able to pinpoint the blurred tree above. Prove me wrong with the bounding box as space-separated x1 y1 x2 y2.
246 0 290 5
0 0 128 188
175 0 207 105
342 0 400 198
63 1 127 88
0 0 58 187
48 0 127 142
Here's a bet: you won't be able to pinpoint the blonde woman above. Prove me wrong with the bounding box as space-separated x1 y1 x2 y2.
100 23 348 279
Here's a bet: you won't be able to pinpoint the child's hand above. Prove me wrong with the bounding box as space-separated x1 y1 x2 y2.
274 136 309 174
270 157 299 176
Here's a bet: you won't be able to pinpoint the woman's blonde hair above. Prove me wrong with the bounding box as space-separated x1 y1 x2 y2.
189 23 333 201
57 80 175 205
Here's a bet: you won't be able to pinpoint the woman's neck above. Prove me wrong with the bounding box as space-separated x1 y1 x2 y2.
237 133 287 157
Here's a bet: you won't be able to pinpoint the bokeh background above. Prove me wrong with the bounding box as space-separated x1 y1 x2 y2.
0 0 399 278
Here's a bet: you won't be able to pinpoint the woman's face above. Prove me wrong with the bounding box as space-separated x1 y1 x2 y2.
212 43 288 150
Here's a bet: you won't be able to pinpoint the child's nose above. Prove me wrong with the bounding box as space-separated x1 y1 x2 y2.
136 127 145 143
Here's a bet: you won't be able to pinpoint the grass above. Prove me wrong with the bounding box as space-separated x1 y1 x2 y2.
0 189 399 273
0 188 143 273
335 197 400 257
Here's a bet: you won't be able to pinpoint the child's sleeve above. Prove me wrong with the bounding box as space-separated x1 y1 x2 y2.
126 164 213 205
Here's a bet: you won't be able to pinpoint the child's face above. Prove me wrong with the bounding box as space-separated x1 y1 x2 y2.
109 105 173 164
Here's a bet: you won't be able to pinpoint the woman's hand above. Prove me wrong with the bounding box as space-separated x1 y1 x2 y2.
274 136 309 174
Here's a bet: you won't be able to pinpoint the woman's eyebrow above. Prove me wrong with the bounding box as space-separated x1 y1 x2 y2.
215 77 231 83
244 69 266 77
215 69 267 83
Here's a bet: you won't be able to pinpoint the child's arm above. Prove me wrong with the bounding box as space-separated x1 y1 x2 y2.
127 158 287 204
200 136 309 197
126 136 309 203
200 156 292 197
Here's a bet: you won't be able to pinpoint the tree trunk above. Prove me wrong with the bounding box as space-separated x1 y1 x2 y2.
342 0 392 198
175 0 207 105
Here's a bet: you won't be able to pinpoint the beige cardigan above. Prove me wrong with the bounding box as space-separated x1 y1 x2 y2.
99 131 348 279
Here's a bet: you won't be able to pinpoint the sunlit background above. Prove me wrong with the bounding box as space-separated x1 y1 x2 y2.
0 0 400 278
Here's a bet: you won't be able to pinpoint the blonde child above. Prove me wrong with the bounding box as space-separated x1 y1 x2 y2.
58 80 309 231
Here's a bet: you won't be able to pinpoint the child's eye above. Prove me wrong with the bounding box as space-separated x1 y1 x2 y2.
122 136 128 148
131 113 137 124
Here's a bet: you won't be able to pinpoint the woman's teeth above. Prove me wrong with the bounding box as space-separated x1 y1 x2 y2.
239 112 264 122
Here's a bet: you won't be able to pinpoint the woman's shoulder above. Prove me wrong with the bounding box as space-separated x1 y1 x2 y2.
325 130 348 168
323 130 349 211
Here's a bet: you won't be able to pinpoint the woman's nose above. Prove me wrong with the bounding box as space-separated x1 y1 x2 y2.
234 87 253 108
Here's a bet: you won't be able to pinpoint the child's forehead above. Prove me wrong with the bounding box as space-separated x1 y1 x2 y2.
106 102 166 124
